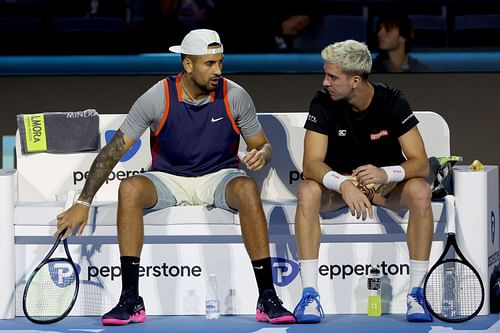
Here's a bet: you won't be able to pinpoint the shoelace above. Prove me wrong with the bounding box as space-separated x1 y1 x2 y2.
298 294 325 318
413 292 423 303
115 297 132 309
115 291 138 310
266 294 284 308
409 292 426 309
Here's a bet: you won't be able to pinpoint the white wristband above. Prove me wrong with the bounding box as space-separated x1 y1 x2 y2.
75 199 91 208
381 165 405 183
322 170 349 193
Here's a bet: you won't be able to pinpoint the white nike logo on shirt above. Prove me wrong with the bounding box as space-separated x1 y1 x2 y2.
211 117 224 123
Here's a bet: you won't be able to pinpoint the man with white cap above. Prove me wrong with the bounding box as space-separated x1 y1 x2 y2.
55 29 296 325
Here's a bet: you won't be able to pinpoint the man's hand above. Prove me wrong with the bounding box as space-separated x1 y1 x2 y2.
352 164 388 186
240 148 267 171
55 204 90 240
339 180 373 221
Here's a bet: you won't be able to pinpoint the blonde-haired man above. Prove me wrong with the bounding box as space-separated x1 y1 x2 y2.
293 40 433 323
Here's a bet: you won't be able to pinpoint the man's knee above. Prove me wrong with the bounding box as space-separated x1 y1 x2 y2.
297 179 321 201
297 180 322 215
405 178 432 209
118 176 151 203
228 177 260 202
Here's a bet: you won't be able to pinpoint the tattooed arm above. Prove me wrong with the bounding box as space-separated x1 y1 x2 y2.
56 130 136 239
79 130 135 203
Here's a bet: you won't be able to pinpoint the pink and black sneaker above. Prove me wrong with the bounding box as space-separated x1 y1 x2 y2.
256 289 296 324
102 290 146 326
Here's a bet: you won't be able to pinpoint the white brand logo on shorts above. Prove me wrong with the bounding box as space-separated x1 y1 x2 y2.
338 129 347 136
211 117 224 123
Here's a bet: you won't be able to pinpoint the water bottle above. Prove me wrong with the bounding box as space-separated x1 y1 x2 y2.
224 289 237 315
205 273 220 320
367 267 382 316
442 267 456 317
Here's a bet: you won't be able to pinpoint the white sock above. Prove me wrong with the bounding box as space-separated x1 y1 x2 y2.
409 260 429 293
299 259 318 292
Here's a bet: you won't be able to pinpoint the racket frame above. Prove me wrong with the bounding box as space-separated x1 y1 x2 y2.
423 195 485 323
22 232 80 324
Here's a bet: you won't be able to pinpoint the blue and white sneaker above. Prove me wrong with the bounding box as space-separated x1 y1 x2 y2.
293 288 325 323
406 287 433 322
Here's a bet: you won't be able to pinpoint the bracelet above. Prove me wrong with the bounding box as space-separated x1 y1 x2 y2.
322 170 349 193
381 165 405 183
75 199 91 208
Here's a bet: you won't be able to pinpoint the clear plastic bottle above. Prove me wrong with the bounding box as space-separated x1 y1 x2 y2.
205 273 220 320
442 267 456 318
367 267 382 316
224 289 236 315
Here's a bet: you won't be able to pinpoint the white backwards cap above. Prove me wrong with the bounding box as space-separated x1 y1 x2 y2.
169 29 223 55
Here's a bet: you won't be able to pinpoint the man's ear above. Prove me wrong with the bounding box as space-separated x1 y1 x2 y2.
183 57 193 74
399 34 407 46
352 75 362 88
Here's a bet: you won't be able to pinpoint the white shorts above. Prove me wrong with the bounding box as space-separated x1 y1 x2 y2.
140 168 247 213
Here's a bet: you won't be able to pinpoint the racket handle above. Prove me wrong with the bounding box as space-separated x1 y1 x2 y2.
444 194 456 234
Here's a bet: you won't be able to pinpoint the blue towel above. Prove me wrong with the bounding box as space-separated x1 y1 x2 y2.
17 109 100 154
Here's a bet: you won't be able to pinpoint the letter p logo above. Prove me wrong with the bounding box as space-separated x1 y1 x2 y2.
49 261 79 288
271 257 299 287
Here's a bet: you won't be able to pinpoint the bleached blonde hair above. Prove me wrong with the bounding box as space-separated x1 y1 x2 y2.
321 40 372 78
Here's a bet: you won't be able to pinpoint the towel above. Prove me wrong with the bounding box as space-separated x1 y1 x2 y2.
17 109 100 154
427 156 462 199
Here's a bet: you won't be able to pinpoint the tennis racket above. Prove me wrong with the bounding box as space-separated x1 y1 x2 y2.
22 190 80 324
423 195 485 322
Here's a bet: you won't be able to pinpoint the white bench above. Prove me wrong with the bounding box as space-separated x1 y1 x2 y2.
3 111 484 318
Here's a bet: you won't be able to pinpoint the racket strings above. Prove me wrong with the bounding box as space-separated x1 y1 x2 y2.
24 261 78 321
425 262 483 320
79 280 106 315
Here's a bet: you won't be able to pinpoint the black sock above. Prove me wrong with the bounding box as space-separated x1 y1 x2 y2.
251 257 275 296
120 256 140 297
